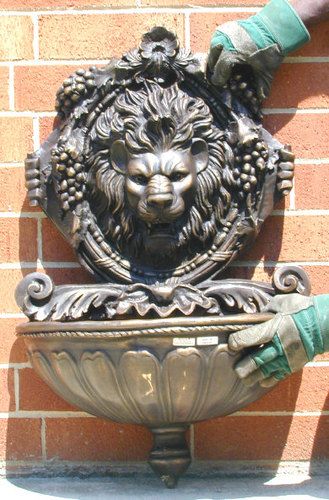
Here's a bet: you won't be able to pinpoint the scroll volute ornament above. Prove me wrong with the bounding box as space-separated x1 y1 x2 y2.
17 27 311 488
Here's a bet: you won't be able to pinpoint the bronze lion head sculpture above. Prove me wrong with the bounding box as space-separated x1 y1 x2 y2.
86 83 234 267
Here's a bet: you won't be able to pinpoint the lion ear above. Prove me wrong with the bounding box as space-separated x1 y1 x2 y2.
111 140 129 175
191 138 208 174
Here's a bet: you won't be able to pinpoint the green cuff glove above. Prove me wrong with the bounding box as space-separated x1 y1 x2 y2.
228 294 329 388
208 0 310 100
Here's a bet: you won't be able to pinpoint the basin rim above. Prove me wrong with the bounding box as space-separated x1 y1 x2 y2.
16 313 273 339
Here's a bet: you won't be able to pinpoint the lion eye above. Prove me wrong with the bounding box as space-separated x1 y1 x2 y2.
170 172 186 182
131 175 148 185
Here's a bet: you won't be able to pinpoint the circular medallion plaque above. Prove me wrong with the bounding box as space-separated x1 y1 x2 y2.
26 27 293 285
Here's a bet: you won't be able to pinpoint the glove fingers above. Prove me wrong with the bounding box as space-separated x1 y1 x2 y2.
228 317 279 351
263 294 313 314
235 347 286 387
247 45 283 101
207 44 224 73
235 354 258 379
255 72 273 101
260 375 281 388
235 342 278 375
210 51 245 88
211 57 233 88
237 366 266 387
236 361 285 388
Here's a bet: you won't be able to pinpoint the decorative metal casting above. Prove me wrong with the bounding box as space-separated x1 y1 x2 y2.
16 27 310 488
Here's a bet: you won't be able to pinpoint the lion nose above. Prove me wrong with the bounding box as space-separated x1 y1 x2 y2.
146 175 174 210
147 193 174 209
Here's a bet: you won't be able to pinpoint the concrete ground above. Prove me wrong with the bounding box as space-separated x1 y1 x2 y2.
1 474 329 500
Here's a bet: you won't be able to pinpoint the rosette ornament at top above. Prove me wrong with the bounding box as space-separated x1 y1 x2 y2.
26 26 294 286
115 27 201 85
54 27 201 122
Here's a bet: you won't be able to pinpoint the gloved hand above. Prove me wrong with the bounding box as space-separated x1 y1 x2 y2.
208 0 310 101
228 294 329 387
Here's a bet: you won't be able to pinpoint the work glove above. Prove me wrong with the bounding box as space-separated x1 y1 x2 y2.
228 294 329 387
208 0 310 101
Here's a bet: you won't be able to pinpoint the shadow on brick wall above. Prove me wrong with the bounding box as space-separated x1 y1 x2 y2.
310 389 329 472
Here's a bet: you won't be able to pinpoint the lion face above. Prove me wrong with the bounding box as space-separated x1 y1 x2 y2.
86 83 233 267
110 138 209 255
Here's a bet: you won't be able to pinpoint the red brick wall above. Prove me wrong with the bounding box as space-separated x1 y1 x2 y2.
1 0 329 474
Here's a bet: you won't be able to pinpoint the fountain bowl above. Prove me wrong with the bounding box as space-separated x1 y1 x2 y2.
17 313 272 487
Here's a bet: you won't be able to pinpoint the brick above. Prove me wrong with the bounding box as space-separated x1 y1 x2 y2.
45 267 94 285
224 264 275 284
19 368 75 411
0 117 33 163
224 263 329 312
190 12 250 53
42 219 78 263
292 367 329 411
194 415 329 460
295 20 329 57
0 418 42 460
0 67 9 111
232 265 326 296
241 215 329 263
226 262 329 302
0 368 15 412
244 367 329 413
0 268 95 316
0 268 93 314
0 318 28 364
46 418 152 461
0 167 41 213
39 116 59 144
39 14 184 60
190 13 329 58
143 0 264 5
0 269 31 314
0 17 33 61
263 114 329 159
294 164 329 210
301 266 329 295
224 261 329 298
0 218 38 263
266 63 329 109
0 0 134 8
315 352 329 361
15 65 79 112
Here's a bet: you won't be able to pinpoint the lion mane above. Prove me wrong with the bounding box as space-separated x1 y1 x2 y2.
86 82 234 263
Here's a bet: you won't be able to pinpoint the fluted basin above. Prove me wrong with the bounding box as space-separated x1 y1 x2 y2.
17 313 272 487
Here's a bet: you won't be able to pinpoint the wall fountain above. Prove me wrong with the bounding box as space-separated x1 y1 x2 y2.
15 27 310 488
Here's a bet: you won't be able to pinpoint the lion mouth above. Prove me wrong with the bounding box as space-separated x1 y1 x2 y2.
145 222 175 238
